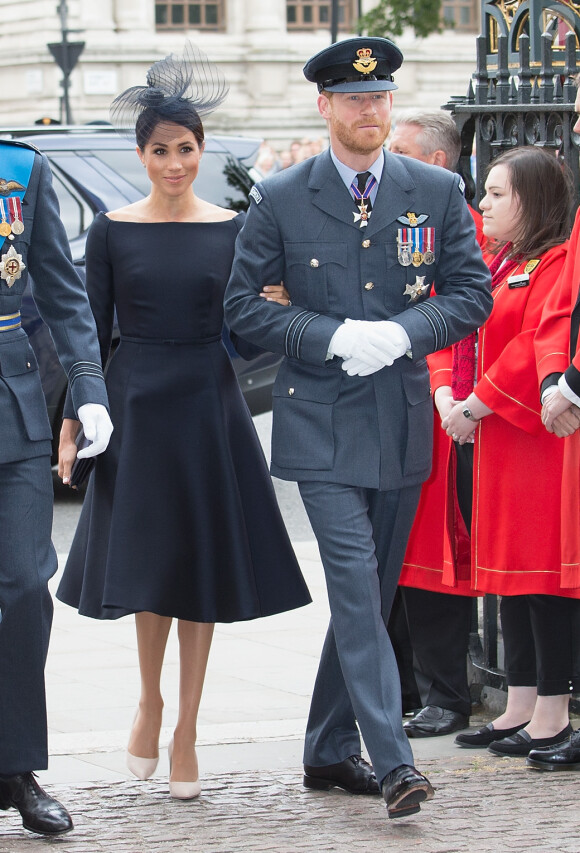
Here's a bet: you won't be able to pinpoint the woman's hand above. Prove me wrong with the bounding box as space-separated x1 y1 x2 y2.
259 282 292 306
541 388 573 433
441 394 493 445
59 418 81 486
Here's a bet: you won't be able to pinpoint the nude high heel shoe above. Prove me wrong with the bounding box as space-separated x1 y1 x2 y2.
168 738 201 799
126 709 160 780
126 750 159 781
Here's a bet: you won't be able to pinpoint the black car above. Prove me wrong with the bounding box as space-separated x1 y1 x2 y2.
0 126 278 460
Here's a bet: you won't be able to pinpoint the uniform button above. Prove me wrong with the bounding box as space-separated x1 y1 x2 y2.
26 361 31 368
288 387 295 395
362 239 371 248
310 258 319 268
364 282 374 291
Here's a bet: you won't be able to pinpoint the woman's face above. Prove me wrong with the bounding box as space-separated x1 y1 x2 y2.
479 163 521 243
137 122 204 196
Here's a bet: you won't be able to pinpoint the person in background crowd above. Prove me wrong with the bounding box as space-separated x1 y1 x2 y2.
56 43 311 802
0 137 112 836
225 36 492 818
387 110 487 738
438 146 580 758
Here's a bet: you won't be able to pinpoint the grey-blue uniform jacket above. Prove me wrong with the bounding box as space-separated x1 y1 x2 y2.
224 149 493 490
0 140 107 463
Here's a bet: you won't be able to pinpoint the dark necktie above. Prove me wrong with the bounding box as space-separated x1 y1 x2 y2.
351 171 375 227
355 171 373 212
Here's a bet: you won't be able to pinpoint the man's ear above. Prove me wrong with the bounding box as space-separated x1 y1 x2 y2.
317 93 332 120
432 150 448 168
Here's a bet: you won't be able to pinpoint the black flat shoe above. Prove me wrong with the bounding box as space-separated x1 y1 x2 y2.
527 729 580 771
404 705 469 738
381 764 434 819
0 773 73 836
303 755 380 794
488 724 573 757
454 721 531 748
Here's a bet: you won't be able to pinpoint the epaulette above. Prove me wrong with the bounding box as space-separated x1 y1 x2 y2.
0 137 41 156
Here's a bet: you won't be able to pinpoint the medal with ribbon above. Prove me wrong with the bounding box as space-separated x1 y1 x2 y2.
411 228 423 267
8 196 24 235
423 227 435 264
351 172 376 228
0 199 11 239
397 228 412 266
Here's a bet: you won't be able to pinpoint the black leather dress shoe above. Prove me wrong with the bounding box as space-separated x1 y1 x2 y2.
488 724 573 757
527 729 580 771
454 721 530 748
381 764 434 819
0 773 73 836
404 705 469 738
303 755 380 794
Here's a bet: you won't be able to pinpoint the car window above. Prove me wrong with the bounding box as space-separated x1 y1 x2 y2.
49 167 93 242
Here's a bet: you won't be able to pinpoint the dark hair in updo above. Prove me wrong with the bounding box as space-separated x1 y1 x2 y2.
135 99 204 150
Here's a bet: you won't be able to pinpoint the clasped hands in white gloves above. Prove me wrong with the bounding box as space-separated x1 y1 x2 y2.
77 403 114 457
329 319 410 376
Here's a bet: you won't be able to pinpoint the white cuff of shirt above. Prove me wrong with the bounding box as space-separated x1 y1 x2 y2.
558 374 580 407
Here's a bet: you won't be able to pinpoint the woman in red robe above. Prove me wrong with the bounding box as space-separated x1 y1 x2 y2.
431 147 580 756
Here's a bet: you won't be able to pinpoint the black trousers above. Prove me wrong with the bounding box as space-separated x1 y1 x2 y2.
500 594 580 695
391 442 474 717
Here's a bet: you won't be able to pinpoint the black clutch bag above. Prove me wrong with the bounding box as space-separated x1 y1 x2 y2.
69 428 96 489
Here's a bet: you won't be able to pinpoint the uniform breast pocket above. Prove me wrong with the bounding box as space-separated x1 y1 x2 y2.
284 242 347 312
383 244 435 313
0 339 52 441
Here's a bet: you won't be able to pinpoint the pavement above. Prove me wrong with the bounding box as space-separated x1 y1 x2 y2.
1 543 579 852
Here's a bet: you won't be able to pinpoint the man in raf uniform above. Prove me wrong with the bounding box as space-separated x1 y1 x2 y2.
0 138 112 835
225 37 492 818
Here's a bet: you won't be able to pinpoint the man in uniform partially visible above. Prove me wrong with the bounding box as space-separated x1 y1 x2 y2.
225 38 492 818
0 137 112 836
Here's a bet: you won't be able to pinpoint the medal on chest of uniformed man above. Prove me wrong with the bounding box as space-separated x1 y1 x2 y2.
397 228 412 266
0 199 11 238
353 199 371 227
8 197 24 235
0 245 26 287
404 275 427 302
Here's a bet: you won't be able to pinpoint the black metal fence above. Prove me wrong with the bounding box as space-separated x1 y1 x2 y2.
444 29 579 209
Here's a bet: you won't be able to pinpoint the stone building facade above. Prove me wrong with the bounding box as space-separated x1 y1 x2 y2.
0 0 481 145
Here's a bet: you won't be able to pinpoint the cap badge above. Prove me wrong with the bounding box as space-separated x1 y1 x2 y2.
353 47 377 76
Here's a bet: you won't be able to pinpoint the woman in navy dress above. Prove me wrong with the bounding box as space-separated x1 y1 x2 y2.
57 44 311 800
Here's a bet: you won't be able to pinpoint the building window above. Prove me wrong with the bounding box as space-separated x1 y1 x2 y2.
442 0 479 33
155 0 223 30
287 1 354 31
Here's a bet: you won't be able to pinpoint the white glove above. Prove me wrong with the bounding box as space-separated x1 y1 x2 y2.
328 320 392 367
329 319 411 368
340 357 384 377
77 403 113 457
345 318 410 364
